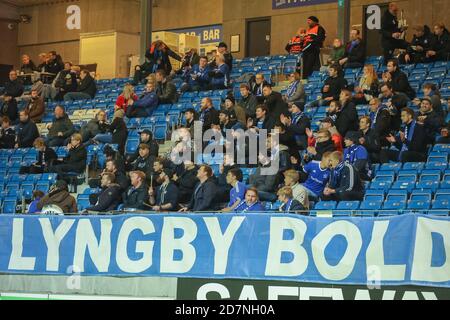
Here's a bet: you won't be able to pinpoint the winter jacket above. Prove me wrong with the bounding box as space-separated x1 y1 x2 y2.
37 189 77 213
16 119 40 148
76 74 97 98
156 80 178 104
48 114 75 139
122 184 149 210
26 96 45 123
87 184 122 212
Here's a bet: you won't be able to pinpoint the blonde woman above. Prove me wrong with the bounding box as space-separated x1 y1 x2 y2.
354 64 379 104
115 83 138 113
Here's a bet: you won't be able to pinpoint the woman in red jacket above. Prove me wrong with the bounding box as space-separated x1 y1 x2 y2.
115 84 138 113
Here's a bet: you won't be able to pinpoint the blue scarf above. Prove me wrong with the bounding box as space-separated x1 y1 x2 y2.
370 106 388 129
284 199 293 212
291 111 304 125
348 40 359 53
152 49 163 73
287 81 300 98
399 120 416 160
345 144 359 164
200 108 210 124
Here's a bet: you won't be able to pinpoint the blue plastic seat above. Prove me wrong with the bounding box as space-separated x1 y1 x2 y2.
35 182 50 193
359 201 382 214
407 200 430 211
125 139 139 155
410 190 433 202
153 124 167 140
2 200 16 214
314 201 337 210
432 199 450 210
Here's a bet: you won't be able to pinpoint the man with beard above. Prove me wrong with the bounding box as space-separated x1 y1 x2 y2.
16 111 39 148
173 161 199 204
305 128 337 162
147 168 179 212
416 97 445 144
131 144 156 185
85 173 122 213
25 89 45 123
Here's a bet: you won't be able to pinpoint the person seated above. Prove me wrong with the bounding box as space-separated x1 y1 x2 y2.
155 69 178 104
80 110 110 143
16 110 40 149
426 23 450 62
181 56 210 92
115 83 138 114
305 128 337 162
437 124 450 144
0 95 18 124
46 105 75 147
383 59 415 100
20 54 37 84
84 172 122 213
327 38 346 65
126 129 159 167
209 42 233 71
335 88 359 137
122 171 149 210
249 73 269 104
48 133 87 177
283 72 305 108
379 83 409 131
233 187 265 213
53 62 78 101
343 131 371 180
353 64 379 105
25 89 45 123
248 154 279 202
28 190 45 214
277 187 306 213
322 151 365 201
44 51 64 82
0 117 15 149
339 29 366 69
147 168 179 212
416 97 445 144
131 143 156 183
283 169 309 210
64 70 97 101
368 98 392 148
1 70 24 100
179 48 200 72
238 84 258 120
401 25 433 64
286 28 306 55
222 95 246 126
413 83 443 117
263 84 288 120
173 161 199 204
89 158 129 194
179 165 218 212
19 137 57 174
359 116 382 164
280 103 311 152
199 97 220 133
126 82 158 118
301 151 332 200
246 105 276 133
36 180 77 214
219 110 245 137
209 53 230 90
100 108 128 155
221 168 247 212
311 64 347 107
381 108 428 163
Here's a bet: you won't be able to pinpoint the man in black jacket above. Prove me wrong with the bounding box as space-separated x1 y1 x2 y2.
155 69 178 104
380 83 409 131
49 133 87 176
280 103 311 152
173 161 199 204
385 59 415 99
1 70 24 100
0 95 18 124
247 105 275 132
380 2 408 62
380 108 428 163
339 29 365 69
402 25 433 64
20 137 57 174
359 116 381 164
0 117 15 149
86 173 122 212
417 97 445 144
46 106 75 147
312 64 347 107
322 151 364 201
427 23 450 62
180 165 217 212
122 171 149 210
199 98 219 133
16 111 40 148
126 129 159 167
209 42 233 71
369 98 392 147
64 70 97 101
131 144 156 185
147 168 179 212
263 84 288 120
238 84 258 119
302 16 326 79
248 74 269 104
335 89 359 137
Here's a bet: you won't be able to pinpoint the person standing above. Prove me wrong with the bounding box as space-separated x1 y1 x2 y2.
380 2 408 63
302 16 326 79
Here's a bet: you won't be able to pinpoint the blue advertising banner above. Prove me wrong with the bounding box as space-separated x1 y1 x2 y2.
0 213 449 288
273 0 337 10
164 25 223 45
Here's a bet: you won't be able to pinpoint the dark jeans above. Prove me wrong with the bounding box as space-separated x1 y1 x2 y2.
379 149 427 164
302 50 321 79
344 62 364 69
46 136 69 147
321 190 364 202
382 40 408 64
20 165 45 175
132 63 152 85
48 161 83 178
126 105 151 118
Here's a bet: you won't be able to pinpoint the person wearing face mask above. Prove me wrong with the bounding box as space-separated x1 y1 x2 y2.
25 89 45 123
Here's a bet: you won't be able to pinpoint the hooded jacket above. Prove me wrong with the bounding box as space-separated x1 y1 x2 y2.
37 188 77 213
48 113 75 139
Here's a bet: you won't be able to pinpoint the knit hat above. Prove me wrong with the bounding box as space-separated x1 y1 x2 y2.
225 96 235 105
308 16 319 23
162 168 175 179
54 180 68 191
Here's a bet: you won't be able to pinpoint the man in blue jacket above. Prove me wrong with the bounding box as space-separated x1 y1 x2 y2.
126 82 158 118
343 131 371 180
181 56 210 92
209 54 230 90
233 188 265 213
